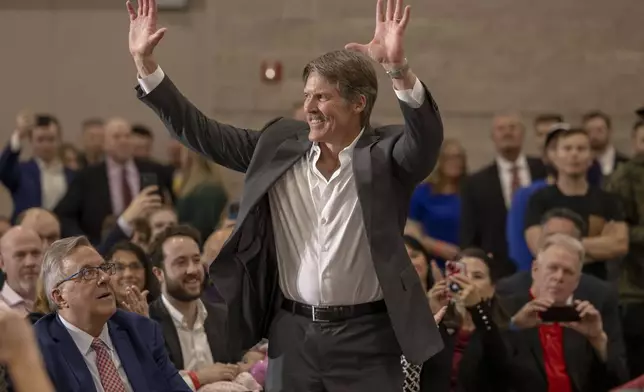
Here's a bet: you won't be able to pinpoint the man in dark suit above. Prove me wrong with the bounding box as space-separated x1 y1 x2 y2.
35 235 190 392
0 113 75 223
460 113 547 279
127 0 443 390
148 225 240 388
54 117 173 244
503 234 628 391
582 110 630 178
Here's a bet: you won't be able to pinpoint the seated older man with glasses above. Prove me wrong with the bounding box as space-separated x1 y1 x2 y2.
33 235 191 392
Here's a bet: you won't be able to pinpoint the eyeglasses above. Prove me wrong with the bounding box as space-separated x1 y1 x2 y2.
55 263 116 288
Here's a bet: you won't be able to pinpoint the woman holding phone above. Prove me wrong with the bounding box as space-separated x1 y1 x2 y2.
419 248 517 392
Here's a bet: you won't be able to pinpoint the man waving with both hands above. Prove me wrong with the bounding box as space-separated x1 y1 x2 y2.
127 0 444 390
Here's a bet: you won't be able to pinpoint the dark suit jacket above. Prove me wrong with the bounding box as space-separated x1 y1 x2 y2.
0 145 75 222
137 74 444 364
33 310 190 392
420 299 515 392
460 158 547 279
148 297 238 368
54 159 173 244
497 274 629 391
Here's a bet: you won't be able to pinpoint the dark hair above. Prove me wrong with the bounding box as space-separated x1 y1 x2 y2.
633 120 644 136
582 110 612 129
534 113 564 127
132 124 153 139
302 50 378 128
149 225 202 269
34 114 61 136
540 208 586 238
105 241 159 302
557 127 589 142
81 117 104 130
403 235 433 289
442 247 510 330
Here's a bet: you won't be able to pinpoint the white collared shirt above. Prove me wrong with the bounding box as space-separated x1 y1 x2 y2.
58 314 134 392
10 134 67 210
161 295 214 372
139 66 426 306
0 283 32 315
597 145 616 176
495 154 531 208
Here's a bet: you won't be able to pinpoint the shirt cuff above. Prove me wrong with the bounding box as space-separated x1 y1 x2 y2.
137 66 165 95
394 77 425 109
180 373 196 392
9 133 21 152
117 215 134 238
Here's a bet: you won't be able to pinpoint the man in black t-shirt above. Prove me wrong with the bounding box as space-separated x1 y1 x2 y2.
524 127 628 280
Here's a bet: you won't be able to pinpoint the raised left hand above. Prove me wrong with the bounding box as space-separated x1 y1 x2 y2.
121 285 150 318
345 0 410 66
562 300 603 340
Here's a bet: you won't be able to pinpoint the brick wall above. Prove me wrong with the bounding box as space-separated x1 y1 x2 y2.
0 0 641 214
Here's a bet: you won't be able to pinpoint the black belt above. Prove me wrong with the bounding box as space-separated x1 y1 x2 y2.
281 298 387 322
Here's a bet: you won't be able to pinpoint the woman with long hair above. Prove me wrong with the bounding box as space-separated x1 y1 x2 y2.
175 148 228 241
406 139 467 269
419 248 515 392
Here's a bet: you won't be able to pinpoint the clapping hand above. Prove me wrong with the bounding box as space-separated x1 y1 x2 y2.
345 0 410 66
120 285 150 317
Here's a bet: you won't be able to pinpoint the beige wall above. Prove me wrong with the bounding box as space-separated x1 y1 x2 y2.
0 0 642 215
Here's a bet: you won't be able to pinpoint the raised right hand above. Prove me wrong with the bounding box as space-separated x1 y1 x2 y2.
511 297 554 329
15 109 35 139
126 0 167 59
121 185 162 224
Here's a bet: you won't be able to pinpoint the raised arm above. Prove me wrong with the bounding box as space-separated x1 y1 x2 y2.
126 0 260 173
345 0 443 185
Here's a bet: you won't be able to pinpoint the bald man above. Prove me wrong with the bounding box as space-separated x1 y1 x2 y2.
459 113 548 279
0 227 43 314
17 208 61 248
54 117 174 244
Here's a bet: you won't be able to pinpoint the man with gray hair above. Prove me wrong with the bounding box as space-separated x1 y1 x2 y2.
127 0 444 390
33 236 191 392
506 234 628 391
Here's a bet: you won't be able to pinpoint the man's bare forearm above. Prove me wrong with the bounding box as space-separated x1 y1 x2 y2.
134 55 159 78
582 235 628 261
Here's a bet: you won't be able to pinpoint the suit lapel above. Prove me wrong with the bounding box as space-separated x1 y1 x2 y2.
153 301 184 369
51 316 97 392
352 128 380 236
109 321 147 392
526 328 547 379
562 328 584 391
488 164 508 215
25 160 43 205
233 135 311 236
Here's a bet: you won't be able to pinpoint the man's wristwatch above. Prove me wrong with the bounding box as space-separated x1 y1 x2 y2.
385 59 410 79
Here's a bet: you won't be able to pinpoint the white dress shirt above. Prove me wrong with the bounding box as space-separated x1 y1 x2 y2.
58 315 134 392
597 145 616 176
139 66 426 306
161 295 214 391
10 134 67 210
496 154 531 208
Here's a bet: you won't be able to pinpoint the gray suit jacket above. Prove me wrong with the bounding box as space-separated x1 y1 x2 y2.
136 74 444 364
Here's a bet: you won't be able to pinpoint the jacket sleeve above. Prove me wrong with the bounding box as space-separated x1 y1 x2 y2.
0 144 22 192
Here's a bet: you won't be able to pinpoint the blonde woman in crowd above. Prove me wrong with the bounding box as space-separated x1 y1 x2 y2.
175 148 228 242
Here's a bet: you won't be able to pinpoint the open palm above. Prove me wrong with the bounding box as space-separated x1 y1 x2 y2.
345 0 410 65
126 0 167 58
